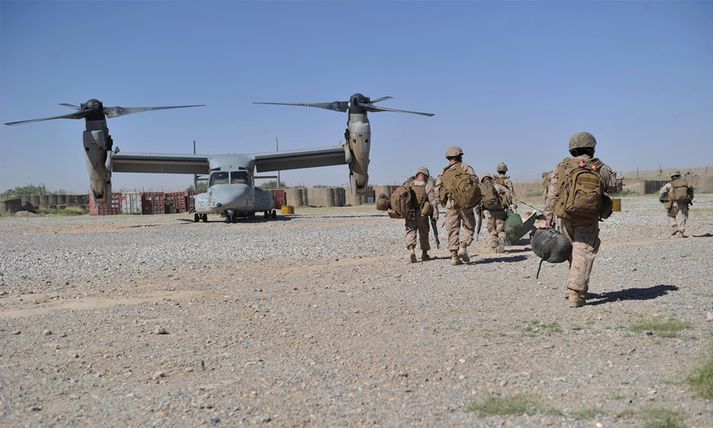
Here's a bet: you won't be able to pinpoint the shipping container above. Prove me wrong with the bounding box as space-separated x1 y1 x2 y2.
141 192 165 215
121 192 143 214
165 192 188 213
186 192 196 212
269 189 286 208
89 192 122 215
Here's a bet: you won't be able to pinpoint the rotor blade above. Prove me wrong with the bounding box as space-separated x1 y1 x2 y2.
253 101 349 113
58 103 81 110
104 104 205 118
5 111 88 126
359 103 434 117
369 96 393 103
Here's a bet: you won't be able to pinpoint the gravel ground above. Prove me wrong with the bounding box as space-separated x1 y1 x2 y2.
1 195 712 427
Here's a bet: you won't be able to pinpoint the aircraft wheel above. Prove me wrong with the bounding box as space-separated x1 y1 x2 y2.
202 214 208 222
263 211 268 218
225 215 232 224
271 210 277 219
194 213 199 223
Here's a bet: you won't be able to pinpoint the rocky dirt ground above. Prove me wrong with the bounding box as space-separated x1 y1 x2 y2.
1 195 712 427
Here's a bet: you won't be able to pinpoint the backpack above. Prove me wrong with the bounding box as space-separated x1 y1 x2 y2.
671 178 693 203
390 185 415 218
554 158 605 224
376 193 391 211
439 164 482 209
479 181 503 211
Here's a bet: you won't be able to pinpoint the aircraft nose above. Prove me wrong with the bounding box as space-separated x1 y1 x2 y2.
211 184 250 208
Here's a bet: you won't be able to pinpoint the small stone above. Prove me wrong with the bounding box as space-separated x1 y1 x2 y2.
705 312 713 322
260 415 271 423
43 329 52 336
12 330 21 335
153 327 168 335
151 371 166 381
211 416 221 424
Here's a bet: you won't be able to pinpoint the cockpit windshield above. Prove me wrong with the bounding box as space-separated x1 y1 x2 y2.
230 170 251 185
209 171 229 186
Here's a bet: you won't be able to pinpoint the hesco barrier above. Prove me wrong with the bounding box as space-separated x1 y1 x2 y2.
284 189 303 207
334 187 346 207
308 188 336 207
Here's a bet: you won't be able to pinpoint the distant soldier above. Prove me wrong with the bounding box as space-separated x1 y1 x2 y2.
659 171 693 238
543 132 616 307
436 146 479 265
480 173 512 253
494 162 516 209
404 167 439 262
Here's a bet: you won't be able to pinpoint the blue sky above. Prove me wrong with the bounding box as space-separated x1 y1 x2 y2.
1 0 712 192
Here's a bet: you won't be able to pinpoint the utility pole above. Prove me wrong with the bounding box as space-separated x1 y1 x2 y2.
275 136 281 188
193 140 198 192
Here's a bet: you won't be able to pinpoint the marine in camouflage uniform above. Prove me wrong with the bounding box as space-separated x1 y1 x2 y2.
542 171 553 205
543 132 616 307
659 171 691 237
481 173 512 253
436 146 478 265
494 162 517 209
404 167 439 262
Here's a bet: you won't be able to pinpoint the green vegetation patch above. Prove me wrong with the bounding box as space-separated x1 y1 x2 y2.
641 407 686 428
569 407 603 420
521 320 562 336
465 394 542 416
630 319 692 338
688 349 713 399
36 207 87 216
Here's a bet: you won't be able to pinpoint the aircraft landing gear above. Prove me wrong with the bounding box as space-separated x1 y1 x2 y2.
263 211 269 219
225 211 238 223
201 214 208 222
271 209 277 219
194 213 200 223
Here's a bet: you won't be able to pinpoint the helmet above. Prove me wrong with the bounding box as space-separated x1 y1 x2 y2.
496 162 508 173
445 146 464 158
670 170 681 178
568 132 597 150
416 167 430 178
481 172 492 182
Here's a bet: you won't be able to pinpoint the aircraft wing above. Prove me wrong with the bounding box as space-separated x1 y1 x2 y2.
111 152 210 174
253 146 348 172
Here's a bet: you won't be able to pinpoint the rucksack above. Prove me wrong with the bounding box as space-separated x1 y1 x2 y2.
504 208 523 244
439 164 482 209
554 158 605 224
390 185 415 218
671 178 693 203
479 181 503 211
531 228 573 279
376 193 391 211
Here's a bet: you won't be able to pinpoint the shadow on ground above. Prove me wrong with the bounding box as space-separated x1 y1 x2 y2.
476 255 529 264
586 284 679 306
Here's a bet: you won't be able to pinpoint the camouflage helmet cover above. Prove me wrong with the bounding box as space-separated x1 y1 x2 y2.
481 172 493 182
445 146 464 158
496 162 508 173
568 132 597 150
416 167 430 178
671 170 681 178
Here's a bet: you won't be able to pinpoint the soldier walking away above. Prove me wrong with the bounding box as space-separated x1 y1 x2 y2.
659 171 693 238
480 173 512 253
436 146 479 265
542 171 553 205
404 167 439 262
494 162 516 209
542 132 616 307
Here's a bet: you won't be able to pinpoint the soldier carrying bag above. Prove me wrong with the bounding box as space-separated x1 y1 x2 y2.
439 165 481 210
671 177 694 204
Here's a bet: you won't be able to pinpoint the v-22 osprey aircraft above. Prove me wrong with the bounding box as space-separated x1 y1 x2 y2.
5 94 433 223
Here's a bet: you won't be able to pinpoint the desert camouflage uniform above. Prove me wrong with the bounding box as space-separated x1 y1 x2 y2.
659 182 689 236
494 173 516 204
484 183 512 252
436 162 478 251
404 177 439 250
544 154 616 295
542 171 553 205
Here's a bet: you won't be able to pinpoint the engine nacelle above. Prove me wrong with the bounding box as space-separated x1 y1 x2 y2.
346 119 371 195
83 128 112 203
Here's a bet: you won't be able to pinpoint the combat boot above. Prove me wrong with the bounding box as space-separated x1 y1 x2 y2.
421 250 431 261
450 250 462 265
408 245 417 263
458 243 470 263
568 290 586 308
